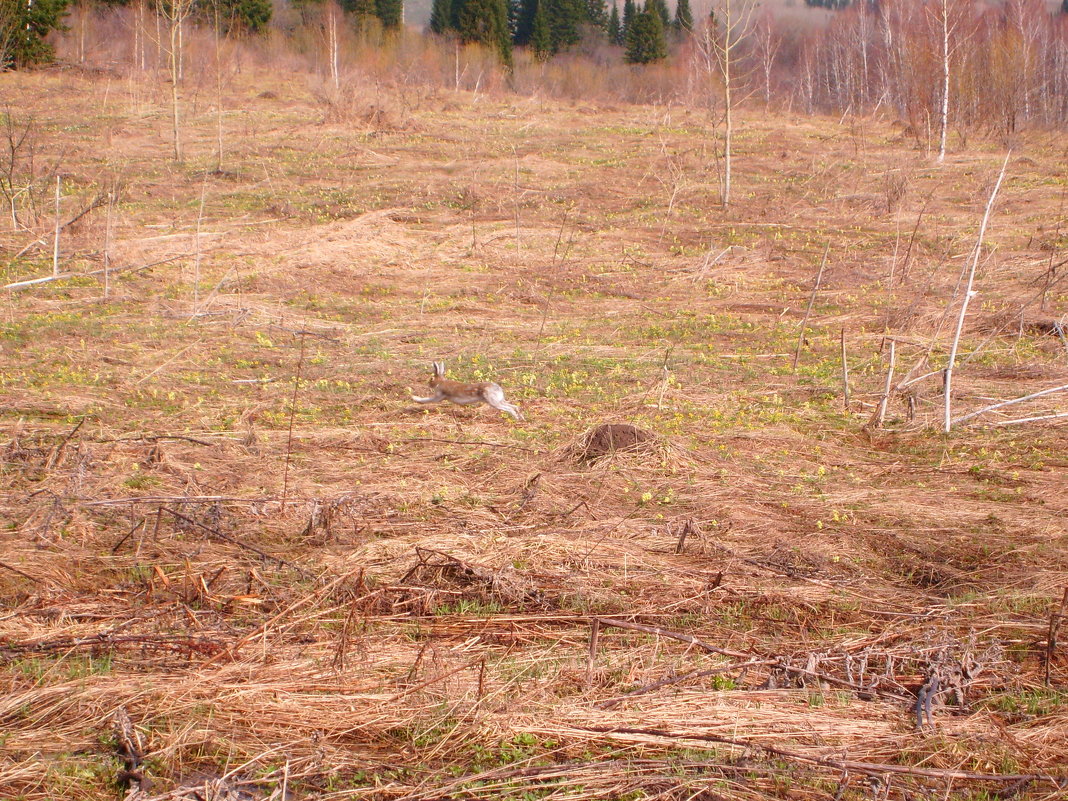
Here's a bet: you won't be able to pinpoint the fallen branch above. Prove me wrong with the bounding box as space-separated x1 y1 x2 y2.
774 661 910 701
0 559 42 584
45 416 84 469
99 433 217 447
591 617 751 659
398 437 541 453
77 495 301 507
597 658 772 708
14 191 108 260
4 256 182 291
161 507 313 579
0 633 226 659
952 382 1068 426
993 411 1068 427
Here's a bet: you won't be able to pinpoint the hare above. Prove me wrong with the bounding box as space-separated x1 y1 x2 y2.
412 361 524 421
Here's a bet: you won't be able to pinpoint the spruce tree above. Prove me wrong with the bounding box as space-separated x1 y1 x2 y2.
545 0 585 51
624 6 666 63
457 0 513 66
586 0 608 29
674 0 692 32
200 0 273 34
341 0 378 21
429 0 452 32
376 0 403 28
507 0 521 40
514 0 537 44
647 0 669 28
621 0 635 40
1 0 70 67
530 1 551 58
608 1 621 44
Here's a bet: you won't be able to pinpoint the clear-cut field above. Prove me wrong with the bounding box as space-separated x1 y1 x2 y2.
1 64 1067 800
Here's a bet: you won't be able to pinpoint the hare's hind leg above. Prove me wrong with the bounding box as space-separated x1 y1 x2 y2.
494 401 523 421
483 384 523 420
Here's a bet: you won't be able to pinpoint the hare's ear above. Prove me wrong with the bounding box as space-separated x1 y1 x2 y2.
433 361 445 377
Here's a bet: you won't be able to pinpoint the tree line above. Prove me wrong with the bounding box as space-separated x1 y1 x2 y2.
1 0 405 68
5 0 1068 139
2 0 701 69
428 0 694 65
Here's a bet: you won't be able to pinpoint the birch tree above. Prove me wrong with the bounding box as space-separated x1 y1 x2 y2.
162 0 195 162
696 0 756 208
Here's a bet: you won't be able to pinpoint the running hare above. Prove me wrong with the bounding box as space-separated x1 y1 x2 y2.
412 361 524 421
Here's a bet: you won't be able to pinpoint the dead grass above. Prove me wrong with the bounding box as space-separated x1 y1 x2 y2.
0 56 1067 801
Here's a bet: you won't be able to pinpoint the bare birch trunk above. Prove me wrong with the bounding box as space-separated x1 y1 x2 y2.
937 0 950 164
944 153 1010 432
329 5 340 90
52 175 61 277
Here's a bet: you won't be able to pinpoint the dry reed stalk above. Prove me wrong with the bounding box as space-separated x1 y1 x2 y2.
872 339 896 428
840 327 850 411
282 329 307 503
52 174 61 277
792 243 829 371
190 173 207 315
103 189 113 298
1045 586 1068 687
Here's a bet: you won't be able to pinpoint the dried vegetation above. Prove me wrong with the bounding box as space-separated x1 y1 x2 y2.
1 56 1067 801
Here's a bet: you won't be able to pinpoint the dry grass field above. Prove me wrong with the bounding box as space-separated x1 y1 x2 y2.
1 58 1068 801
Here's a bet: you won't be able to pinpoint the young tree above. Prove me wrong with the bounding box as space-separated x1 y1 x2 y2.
699 0 756 207
674 0 692 33
531 0 550 57
625 6 666 63
751 10 779 105
162 0 197 161
1 0 71 68
622 0 635 38
608 1 621 44
934 0 951 162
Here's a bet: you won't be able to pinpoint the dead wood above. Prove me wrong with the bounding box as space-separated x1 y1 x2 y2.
575 725 1064 788
161 507 312 579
